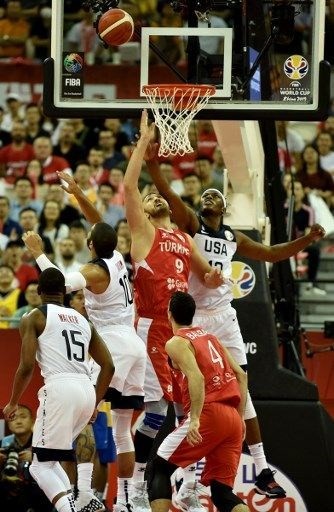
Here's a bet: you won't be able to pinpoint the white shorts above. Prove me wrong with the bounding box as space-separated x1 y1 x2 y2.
91 325 146 397
194 304 247 366
32 373 95 451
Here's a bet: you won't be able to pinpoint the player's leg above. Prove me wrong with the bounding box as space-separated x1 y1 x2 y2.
204 306 286 499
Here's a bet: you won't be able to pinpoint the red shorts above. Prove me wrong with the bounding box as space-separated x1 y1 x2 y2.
157 402 243 487
136 317 174 402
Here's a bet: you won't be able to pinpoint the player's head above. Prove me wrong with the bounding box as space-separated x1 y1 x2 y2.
87 222 117 258
38 268 66 299
200 188 226 218
142 193 171 219
168 291 196 326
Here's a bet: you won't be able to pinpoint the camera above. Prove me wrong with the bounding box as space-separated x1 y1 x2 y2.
2 449 19 478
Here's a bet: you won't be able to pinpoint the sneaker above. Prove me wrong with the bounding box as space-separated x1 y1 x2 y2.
114 502 133 512
175 483 206 512
254 469 286 498
130 482 151 512
304 285 327 296
75 491 106 512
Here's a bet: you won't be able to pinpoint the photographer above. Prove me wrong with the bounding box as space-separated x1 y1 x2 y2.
0 404 54 512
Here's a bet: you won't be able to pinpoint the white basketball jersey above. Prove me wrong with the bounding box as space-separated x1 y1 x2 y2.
37 304 92 379
189 221 237 310
84 250 134 330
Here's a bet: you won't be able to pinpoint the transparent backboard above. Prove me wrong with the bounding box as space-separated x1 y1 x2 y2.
43 0 330 120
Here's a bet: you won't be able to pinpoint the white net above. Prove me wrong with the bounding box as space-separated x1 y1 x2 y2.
142 84 216 157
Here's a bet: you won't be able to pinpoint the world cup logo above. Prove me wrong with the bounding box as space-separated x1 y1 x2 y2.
63 53 83 73
230 261 256 299
283 55 309 80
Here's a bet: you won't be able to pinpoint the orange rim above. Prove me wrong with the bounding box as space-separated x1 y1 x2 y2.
142 84 216 98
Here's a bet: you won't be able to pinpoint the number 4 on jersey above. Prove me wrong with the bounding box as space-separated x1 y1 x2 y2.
208 339 224 368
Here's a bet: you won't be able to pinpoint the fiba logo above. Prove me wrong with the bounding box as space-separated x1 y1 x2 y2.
63 53 83 73
230 262 256 299
283 55 309 80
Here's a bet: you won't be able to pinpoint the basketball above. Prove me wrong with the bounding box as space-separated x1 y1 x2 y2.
98 9 134 46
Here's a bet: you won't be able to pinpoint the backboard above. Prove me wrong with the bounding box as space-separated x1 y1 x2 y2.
43 0 330 120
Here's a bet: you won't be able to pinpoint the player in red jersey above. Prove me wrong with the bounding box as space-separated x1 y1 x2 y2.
148 291 249 512
123 111 224 510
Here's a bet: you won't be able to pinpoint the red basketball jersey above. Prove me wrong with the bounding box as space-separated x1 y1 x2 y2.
175 327 241 413
134 228 191 318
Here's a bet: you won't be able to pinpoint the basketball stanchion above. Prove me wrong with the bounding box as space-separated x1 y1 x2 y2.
142 84 216 157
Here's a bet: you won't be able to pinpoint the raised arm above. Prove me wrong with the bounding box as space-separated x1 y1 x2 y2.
57 170 102 224
236 223 326 263
145 150 199 235
123 111 156 253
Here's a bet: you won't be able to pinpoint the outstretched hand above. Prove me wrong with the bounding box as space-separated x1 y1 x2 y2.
3 403 17 422
139 109 156 142
22 231 44 255
57 171 81 195
204 267 224 288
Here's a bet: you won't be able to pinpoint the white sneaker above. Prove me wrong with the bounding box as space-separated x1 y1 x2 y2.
114 502 132 512
130 481 151 512
304 285 327 296
75 491 105 512
175 483 206 512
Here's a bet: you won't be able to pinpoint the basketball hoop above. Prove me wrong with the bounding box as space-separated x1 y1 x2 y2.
142 83 216 157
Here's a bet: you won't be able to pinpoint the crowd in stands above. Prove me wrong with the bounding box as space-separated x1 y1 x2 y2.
0 0 333 324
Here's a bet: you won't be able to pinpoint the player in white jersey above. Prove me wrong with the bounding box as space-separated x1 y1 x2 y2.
146 152 326 501
3 268 114 512
23 221 147 512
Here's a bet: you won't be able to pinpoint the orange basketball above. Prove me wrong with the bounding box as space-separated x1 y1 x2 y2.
98 9 134 46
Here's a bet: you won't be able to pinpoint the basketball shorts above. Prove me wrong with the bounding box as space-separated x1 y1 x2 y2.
136 317 174 402
194 304 247 366
158 401 243 488
32 373 95 452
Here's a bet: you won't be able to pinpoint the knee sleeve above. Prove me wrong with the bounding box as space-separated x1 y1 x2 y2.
112 409 135 454
210 480 245 512
148 456 177 502
137 400 168 439
244 390 256 421
30 457 71 503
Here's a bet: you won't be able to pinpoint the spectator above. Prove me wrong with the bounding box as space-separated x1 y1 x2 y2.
181 172 202 212
0 195 22 238
314 131 334 176
87 146 110 186
0 264 20 327
33 136 72 185
195 156 225 194
0 120 35 187
212 145 226 182
45 182 82 225
68 219 90 264
108 167 125 206
65 8 100 63
116 232 133 282
55 237 82 274
103 118 130 153
0 0 30 59
323 116 334 140
37 199 70 250
196 120 218 159
98 129 125 171
0 106 11 148
27 4 51 62
296 145 334 208
284 179 326 296
95 182 125 227
25 158 47 199
18 206 54 262
276 120 305 172
2 239 39 290
23 102 50 145
53 121 87 170
0 404 54 512
1 93 25 132
69 118 99 150
115 218 131 240
68 161 98 212
9 176 43 222
159 161 184 195
9 280 41 327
